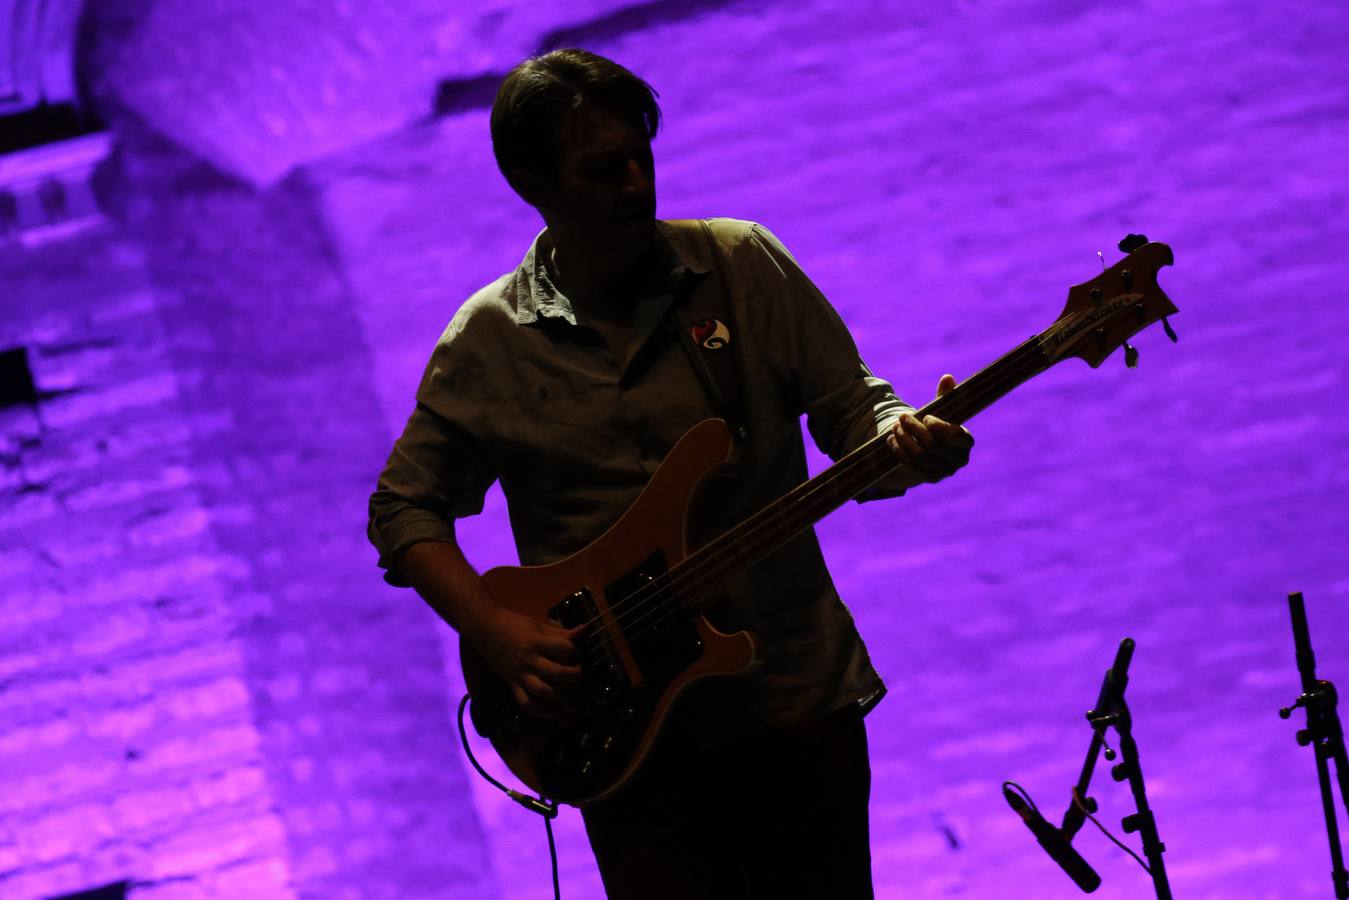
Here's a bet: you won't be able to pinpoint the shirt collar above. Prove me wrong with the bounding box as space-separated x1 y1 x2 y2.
654 218 714 278
512 220 712 326
513 229 575 326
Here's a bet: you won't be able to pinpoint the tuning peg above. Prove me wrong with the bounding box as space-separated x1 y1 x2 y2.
1162 317 1179 342
1123 342 1139 368
1118 233 1149 253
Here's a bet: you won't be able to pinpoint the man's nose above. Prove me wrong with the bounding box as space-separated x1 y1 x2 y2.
622 158 651 193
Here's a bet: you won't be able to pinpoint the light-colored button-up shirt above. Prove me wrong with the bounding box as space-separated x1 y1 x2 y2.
369 218 912 727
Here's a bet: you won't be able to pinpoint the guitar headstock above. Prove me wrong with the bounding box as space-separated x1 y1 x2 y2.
1041 239 1178 368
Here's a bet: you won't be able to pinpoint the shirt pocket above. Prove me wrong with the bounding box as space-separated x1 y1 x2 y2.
487 361 623 496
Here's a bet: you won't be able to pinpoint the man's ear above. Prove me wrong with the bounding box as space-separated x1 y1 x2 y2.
509 168 551 210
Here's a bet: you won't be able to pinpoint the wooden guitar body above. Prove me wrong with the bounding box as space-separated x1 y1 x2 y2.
461 418 757 807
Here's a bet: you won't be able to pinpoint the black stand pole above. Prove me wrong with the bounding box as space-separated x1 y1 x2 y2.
1062 638 1173 900
1279 591 1349 900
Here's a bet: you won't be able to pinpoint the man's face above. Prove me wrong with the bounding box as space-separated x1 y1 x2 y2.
522 104 657 255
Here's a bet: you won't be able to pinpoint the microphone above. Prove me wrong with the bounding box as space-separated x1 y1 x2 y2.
1004 786 1102 893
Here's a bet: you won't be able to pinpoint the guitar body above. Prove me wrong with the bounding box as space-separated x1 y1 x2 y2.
461 418 758 807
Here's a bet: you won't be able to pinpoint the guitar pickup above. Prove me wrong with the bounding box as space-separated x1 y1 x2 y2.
550 589 631 703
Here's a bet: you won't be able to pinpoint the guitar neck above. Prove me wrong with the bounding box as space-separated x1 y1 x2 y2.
676 334 1053 605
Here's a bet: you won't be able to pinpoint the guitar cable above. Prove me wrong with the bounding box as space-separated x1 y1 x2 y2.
456 693 563 900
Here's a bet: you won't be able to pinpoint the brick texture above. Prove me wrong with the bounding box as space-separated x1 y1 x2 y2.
0 230 293 898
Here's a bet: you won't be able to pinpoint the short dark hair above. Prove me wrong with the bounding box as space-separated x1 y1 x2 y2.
490 49 661 189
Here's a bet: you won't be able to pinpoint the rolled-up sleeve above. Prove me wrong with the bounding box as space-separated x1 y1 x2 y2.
737 224 914 498
367 348 497 586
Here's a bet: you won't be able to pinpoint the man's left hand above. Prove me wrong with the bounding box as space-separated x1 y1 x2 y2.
885 373 974 484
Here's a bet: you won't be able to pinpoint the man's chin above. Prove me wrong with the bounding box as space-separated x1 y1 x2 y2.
619 207 656 224
615 217 656 247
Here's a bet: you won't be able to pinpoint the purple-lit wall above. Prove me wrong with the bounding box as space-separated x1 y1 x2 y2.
3 1 1347 898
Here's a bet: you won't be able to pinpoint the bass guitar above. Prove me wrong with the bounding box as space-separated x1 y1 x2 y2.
464 236 1178 806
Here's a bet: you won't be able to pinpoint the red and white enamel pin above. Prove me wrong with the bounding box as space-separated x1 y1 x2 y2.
691 317 731 350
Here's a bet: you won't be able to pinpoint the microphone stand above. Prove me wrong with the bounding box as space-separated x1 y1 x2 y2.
1279 591 1349 899
1061 638 1173 900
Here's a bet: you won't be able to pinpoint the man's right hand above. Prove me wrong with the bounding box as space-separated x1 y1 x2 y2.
396 539 587 722
466 605 585 722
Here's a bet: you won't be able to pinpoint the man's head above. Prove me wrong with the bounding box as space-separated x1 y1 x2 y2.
491 50 662 255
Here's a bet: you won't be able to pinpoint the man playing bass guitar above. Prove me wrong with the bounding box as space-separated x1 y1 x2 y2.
368 48 974 900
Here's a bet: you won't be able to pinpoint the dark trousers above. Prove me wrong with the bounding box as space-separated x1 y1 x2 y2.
581 703 873 900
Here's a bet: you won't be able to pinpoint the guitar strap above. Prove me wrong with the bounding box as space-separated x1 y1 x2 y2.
671 219 752 447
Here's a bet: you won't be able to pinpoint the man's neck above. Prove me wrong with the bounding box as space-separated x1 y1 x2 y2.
546 227 658 322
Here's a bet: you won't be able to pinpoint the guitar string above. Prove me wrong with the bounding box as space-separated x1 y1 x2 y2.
579 339 1049 659
573 339 1050 663
577 340 1049 661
